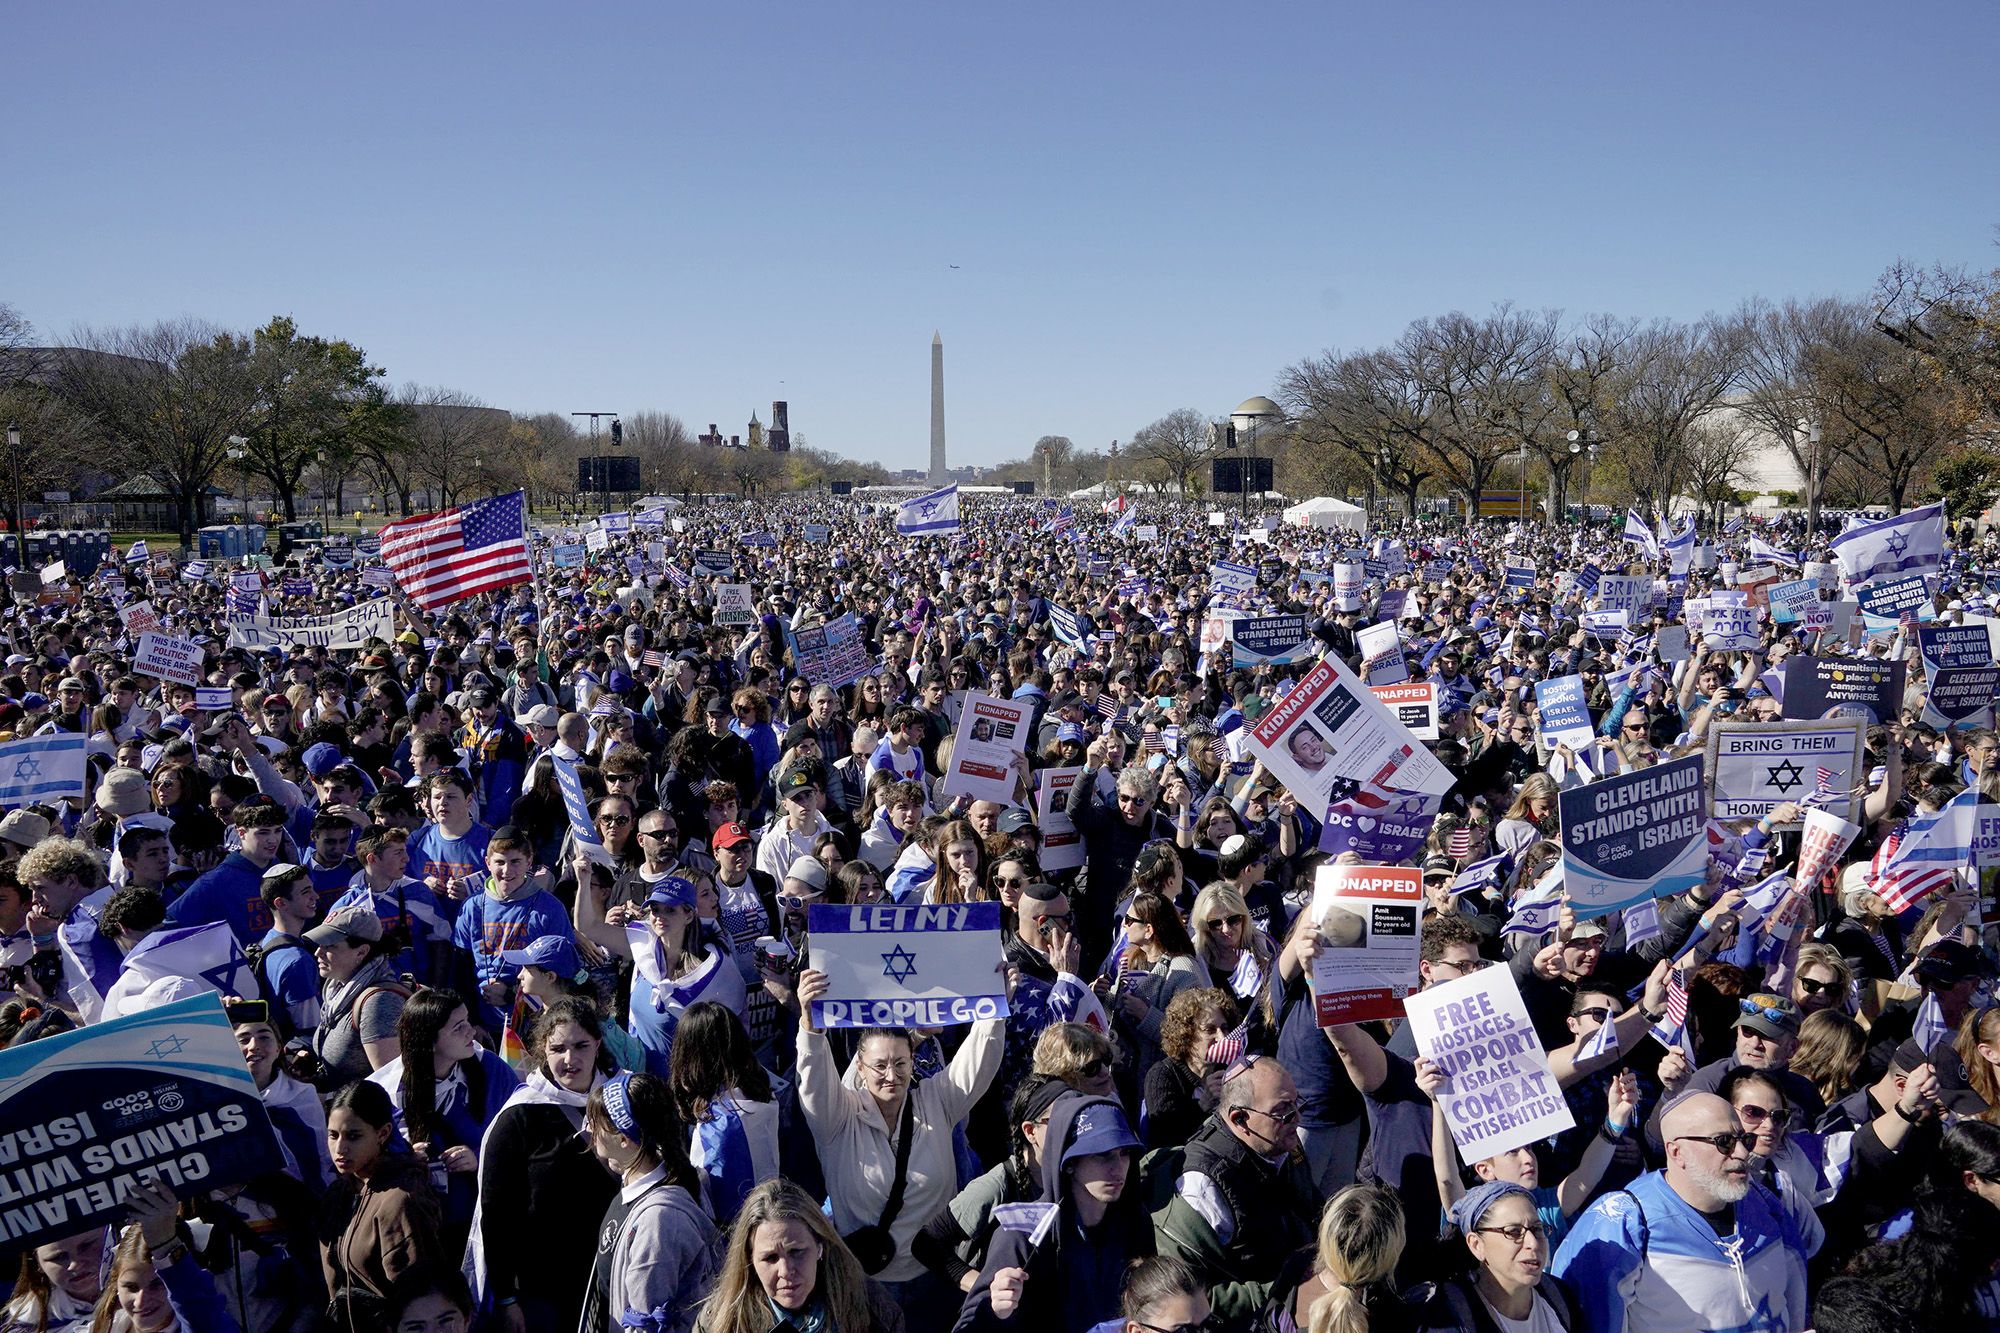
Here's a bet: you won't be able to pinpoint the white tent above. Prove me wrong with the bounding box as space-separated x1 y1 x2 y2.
1283 496 1368 533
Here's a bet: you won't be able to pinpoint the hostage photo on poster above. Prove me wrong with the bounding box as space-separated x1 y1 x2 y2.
1245 657 1454 811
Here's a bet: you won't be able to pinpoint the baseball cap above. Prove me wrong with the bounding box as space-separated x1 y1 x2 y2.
1734 992 1800 1040
500 934 585 980
515 704 560 729
1055 722 1087 744
712 822 752 851
644 876 697 911
780 768 819 798
302 742 346 778
305 904 385 948
464 685 497 708
1568 920 1608 942
997 808 1037 834
1062 1100 1142 1164
1422 854 1456 880
703 695 729 716
1915 939 1991 987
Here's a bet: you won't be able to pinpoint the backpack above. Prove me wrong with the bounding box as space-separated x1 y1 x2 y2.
244 933 312 1039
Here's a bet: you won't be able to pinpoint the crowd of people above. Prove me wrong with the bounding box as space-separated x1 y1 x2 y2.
0 491 1992 1333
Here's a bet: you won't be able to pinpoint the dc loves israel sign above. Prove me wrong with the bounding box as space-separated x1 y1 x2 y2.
807 902 1009 1028
1557 753 1708 913
0 995 283 1256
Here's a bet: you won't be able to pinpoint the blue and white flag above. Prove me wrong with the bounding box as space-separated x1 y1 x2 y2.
1572 564 1601 599
553 754 615 868
1048 604 1087 649
1878 788 1978 911
1110 505 1138 537
1723 515 1745 536
1747 534 1800 567
0 733 87 807
1623 508 1661 559
124 539 149 563
100 920 260 1020
896 484 961 535
1577 1008 1620 1062
181 560 211 582
1912 990 1950 1054
1501 866 1565 938
1829 501 1945 585
1451 853 1509 897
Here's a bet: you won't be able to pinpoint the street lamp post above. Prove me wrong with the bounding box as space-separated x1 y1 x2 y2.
1230 400 1280 523
4 424 22 564
226 435 251 560
1563 428 1599 520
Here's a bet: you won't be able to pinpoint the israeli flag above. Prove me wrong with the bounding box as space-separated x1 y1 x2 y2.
1622 508 1661 559
124 540 149 563
0 734 87 806
1912 991 1950 1054
896 484 961 535
1723 516 1745 536
181 560 211 582
1048 604 1086 648
1110 505 1138 536
1747 535 1800 567
1829 501 1945 584
100 920 260 1020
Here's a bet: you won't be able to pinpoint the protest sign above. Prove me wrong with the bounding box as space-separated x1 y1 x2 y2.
1655 624 1690 661
1207 511 1228 528
1856 573 1934 631
1369 681 1439 741
1332 563 1367 612
38 559 67 586
583 528 610 554
1229 615 1315 667
116 600 162 636
1533 675 1595 751
1738 566 1783 609
359 567 394 589
225 600 396 650
713 584 757 625
1706 718 1865 825
1796 808 1862 887
553 754 615 868
1917 624 1993 670
1597 575 1648 617
939 692 1031 804
1580 610 1627 639
801 522 831 543
1303 865 1422 1025
1035 767 1086 872
1502 564 1535 591
1356 621 1408 685
1780 656 1905 725
1976 806 2000 872
1701 601 1761 650
1766 577 1820 624
806 902 1007 1028
1557 754 1707 913
1243 655 1455 811
1136 524 1159 542
692 549 734 577
1922 665 2000 730
550 542 585 568
133 632 203 687
792 614 877 690
0 994 285 1256
1403 967 1575 1164
1317 787 1442 864
1207 561 1257 598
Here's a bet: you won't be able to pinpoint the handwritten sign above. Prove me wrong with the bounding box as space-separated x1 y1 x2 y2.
1403 967 1575 1164
134 632 203 687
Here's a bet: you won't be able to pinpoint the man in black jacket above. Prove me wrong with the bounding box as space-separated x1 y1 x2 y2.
1063 736 1168 970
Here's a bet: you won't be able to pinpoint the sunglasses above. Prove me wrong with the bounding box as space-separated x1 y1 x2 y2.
1571 1005 1613 1022
1673 1130 1758 1155
1796 977 1838 996
1035 913 1074 936
1735 1102 1790 1128
597 813 632 826
1738 999 1795 1025
638 827 678 841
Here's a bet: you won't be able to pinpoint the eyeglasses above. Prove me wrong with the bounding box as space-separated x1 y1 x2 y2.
606 772 639 784
1735 1101 1789 1128
1673 1130 1758 1156
1797 977 1838 996
994 873 1029 889
1242 1102 1301 1127
1035 913 1074 936
1133 1317 1225 1333
1472 1222 1548 1246
1436 956 1492 974
861 1059 913 1077
1209 914 1247 929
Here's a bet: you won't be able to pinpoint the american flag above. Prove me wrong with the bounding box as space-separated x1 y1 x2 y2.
641 649 665 669
1141 726 1165 753
1874 790 1978 912
380 490 532 611
1095 694 1120 720
1048 506 1075 536
1816 766 1837 792
1205 1018 1248 1069
1447 823 1475 859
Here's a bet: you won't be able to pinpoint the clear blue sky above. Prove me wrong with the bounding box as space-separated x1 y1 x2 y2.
11 3 1999 473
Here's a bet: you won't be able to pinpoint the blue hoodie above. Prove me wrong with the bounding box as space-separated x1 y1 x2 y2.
165 851 275 944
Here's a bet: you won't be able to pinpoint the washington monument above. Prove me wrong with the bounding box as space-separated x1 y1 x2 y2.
929 331 947 483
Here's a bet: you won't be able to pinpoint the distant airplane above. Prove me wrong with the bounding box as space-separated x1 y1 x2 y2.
949 264 961 269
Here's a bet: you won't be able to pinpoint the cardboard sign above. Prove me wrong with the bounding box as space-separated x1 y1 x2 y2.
133 632 203 687
1357 621 1408 685
939 692 1031 804
1856 573 1934 631
1917 624 1993 670
713 583 757 625
1207 562 1257 598
1706 718 1865 826
0 995 285 1257
1403 967 1575 1164
1369 681 1439 741
1558 753 1708 913
117 600 163 636
1316 787 1443 865
806 903 1008 1028
1797 808 1862 887
1922 665 2000 731
1304 865 1422 1026
1035 766 1086 872
226 601 396 650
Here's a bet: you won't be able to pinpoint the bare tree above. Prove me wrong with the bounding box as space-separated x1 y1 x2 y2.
1873 259 2000 420
57 320 257 548
1542 314 1639 517
1603 318 1745 523
1277 349 1436 517
1683 414 1759 526
1727 297 1858 530
624 411 703 497
1128 408 1221 498
1810 318 1981 513
404 384 510 507
1397 307 1560 517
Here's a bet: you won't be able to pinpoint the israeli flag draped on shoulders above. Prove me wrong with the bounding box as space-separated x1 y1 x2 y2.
1829 501 1945 584
100 920 260 1021
896 484 961 535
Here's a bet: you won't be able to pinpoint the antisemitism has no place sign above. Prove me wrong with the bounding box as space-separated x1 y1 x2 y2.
0 994 284 1256
1558 752 1708 914
1305 864 1421 1026
1779 656 1905 726
806 902 1009 1028
1403 965 1575 1165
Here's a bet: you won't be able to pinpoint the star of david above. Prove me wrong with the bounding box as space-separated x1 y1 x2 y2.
917 500 940 517
1766 759 1804 792
146 1035 188 1060
1884 531 1909 558
881 944 920 984
10 755 42 782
